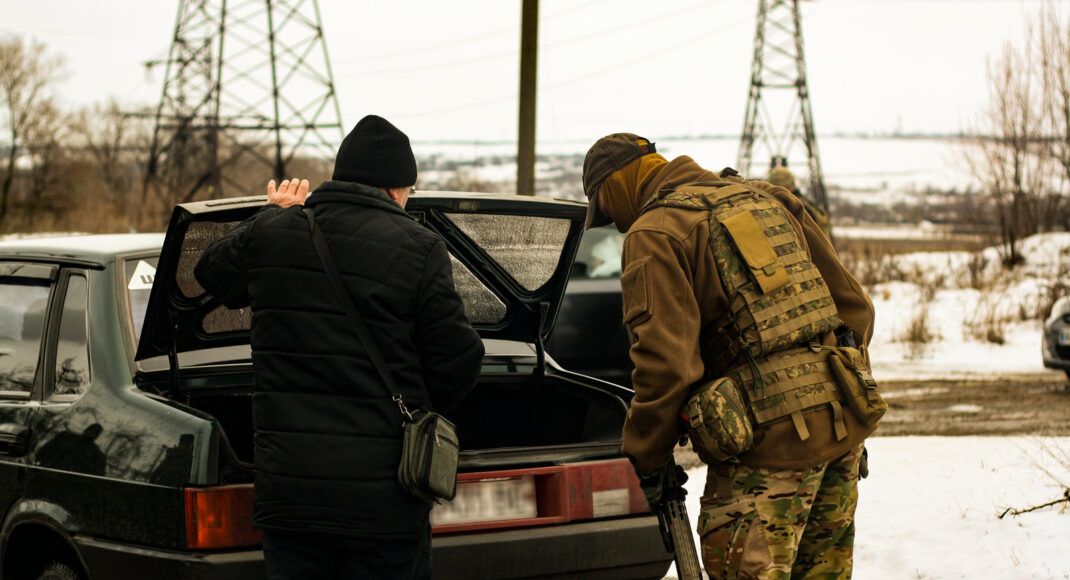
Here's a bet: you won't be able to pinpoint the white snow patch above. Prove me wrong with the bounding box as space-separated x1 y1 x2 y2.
867 232 1070 381
667 437 1070 579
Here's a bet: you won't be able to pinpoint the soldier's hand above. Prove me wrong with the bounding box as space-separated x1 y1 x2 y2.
637 462 688 509
267 178 309 207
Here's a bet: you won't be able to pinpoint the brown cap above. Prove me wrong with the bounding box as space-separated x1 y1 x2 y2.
582 133 656 229
767 167 796 191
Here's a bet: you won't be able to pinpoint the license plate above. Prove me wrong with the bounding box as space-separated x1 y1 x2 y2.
1060 331 1070 346
430 476 536 526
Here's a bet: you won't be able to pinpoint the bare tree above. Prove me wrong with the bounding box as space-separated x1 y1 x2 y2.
966 7 1068 267
1038 2 1070 224
73 101 137 200
0 37 63 230
20 99 68 228
71 100 156 228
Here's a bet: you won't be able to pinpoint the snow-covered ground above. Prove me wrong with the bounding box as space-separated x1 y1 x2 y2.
670 437 1070 579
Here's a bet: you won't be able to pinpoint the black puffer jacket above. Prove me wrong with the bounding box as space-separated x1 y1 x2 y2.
194 181 484 539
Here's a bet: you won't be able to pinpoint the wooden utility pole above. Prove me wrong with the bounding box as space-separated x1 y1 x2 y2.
517 0 538 196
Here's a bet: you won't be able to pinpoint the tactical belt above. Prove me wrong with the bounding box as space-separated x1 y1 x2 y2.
723 345 848 442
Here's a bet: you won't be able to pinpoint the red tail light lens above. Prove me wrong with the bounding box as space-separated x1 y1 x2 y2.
184 485 262 550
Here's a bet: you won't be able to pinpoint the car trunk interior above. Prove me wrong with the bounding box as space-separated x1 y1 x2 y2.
179 372 627 478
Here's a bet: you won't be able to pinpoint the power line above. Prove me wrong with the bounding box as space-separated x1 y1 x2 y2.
347 0 719 78
400 12 749 119
335 0 614 65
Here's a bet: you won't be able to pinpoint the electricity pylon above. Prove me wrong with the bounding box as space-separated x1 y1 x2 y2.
737 0 828 211
143 0 343 214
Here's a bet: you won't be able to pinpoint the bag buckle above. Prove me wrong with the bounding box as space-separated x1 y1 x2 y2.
394 394 415 423
854 368 878 389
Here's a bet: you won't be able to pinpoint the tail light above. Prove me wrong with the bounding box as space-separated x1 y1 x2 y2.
184 485 262 550
432 458 648 535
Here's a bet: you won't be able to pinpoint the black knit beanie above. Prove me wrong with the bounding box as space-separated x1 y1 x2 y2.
332 115 417 188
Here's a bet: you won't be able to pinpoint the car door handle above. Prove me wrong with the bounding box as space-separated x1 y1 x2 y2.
0 423 30 457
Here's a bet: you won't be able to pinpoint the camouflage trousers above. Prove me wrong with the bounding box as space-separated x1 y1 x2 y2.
697 443 864 580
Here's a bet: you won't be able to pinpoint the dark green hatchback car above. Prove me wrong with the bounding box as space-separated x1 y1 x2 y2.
0 193 671 580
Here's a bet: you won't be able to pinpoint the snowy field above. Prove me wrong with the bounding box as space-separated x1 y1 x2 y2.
414 136 976 203
867 232 1070 381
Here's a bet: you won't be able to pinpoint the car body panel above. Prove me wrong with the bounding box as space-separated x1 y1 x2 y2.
1042 296 1070 375
433 515 668 580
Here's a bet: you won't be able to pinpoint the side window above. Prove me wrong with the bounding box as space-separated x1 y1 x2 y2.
573 226 625 280
0 278 52 397
123 256 159 347
53 274 90 398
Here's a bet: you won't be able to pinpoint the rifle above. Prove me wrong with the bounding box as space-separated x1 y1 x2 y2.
653 459 703 580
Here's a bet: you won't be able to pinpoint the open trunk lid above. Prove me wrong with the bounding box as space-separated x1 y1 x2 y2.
134 192 587 368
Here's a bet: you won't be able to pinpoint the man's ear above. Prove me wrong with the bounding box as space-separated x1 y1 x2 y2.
384 187 401 203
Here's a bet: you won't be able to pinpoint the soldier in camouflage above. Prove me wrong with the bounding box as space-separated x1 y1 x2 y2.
581 133 876 579
767 166 831 239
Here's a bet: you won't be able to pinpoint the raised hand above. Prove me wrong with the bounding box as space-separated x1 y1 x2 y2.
267 178 310 208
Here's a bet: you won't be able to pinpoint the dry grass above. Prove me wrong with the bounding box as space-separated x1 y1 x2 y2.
965 251 990 290
966 290 1008 344
833 235 987 257
900 305 936 359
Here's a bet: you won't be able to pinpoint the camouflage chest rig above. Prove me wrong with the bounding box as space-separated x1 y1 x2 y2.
638 180 848 451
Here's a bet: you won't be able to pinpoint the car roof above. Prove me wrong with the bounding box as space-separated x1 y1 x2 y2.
0 233 165 264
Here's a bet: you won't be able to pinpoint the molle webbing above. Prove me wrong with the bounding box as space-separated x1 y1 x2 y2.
725 346 847 442
642 182 841 372
639 182 845 441
706 187 840 358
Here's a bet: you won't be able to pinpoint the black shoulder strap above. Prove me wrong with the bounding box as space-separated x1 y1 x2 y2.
303 208 414 422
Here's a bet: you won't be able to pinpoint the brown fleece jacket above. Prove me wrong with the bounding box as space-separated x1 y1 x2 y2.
605 155 877 474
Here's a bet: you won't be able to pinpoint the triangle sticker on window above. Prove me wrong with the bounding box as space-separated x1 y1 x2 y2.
128 261 157 290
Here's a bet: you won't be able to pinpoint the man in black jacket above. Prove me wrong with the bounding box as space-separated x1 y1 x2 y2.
194 115 484 579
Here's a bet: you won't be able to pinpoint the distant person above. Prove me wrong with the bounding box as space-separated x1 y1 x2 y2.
581 133 877 578
194 115 484 579
766 166 832 237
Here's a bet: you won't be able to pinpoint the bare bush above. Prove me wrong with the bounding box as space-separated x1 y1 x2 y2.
904 308 935 344
966 251 990 290
968 292 1008 345
999 439 1070 518
835 243 907 289
901 305 935 359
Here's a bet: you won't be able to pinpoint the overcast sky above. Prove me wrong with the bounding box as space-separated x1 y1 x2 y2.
0 0 1058 146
